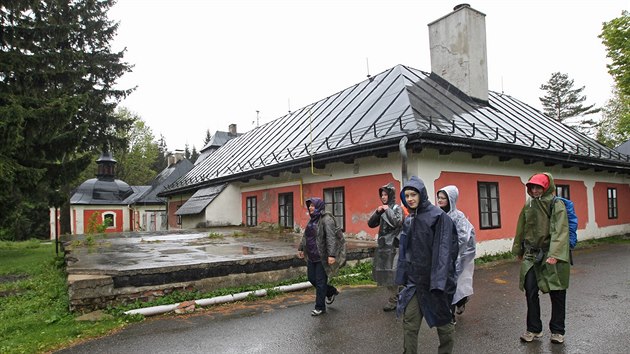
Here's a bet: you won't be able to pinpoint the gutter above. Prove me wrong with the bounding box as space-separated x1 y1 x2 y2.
159 132 630 197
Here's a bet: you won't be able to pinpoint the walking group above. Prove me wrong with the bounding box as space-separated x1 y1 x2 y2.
297 172 571 353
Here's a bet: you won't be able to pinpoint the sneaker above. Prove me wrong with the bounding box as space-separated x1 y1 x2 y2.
311 309 325 316
520 331 543 342
550 333 564 344
383 302 397 312
326 290 339 305
456 303 466 315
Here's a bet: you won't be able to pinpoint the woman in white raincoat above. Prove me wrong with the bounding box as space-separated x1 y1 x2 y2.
437 185 476 324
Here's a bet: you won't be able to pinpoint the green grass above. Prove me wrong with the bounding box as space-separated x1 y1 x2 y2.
0 241 375 354
576 233 630 246
0 241 134 354
473 234 630 266
475 250 516 265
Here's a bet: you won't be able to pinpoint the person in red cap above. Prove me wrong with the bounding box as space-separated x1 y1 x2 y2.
512 173 570 345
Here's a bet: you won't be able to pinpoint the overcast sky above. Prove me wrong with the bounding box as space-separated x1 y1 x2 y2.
108 0 628 153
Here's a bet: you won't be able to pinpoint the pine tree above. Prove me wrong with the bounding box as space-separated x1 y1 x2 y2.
152 134 169 172
0 1 133 240
191 146 199 163
203 129 212 146
539 72 600 136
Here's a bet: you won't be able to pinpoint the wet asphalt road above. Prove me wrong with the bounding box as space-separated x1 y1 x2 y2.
56 243 629 354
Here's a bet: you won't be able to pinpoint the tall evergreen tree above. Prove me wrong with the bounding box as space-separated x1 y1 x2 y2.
190 145 199 163
203 129 212 146
539 72 600 136
0 0 133 240
184 144 191 160
151 134 169 172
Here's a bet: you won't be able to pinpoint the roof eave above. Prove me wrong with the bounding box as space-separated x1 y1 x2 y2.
158 134 630 198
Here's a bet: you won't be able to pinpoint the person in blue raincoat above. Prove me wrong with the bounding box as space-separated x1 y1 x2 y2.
395 176 459 354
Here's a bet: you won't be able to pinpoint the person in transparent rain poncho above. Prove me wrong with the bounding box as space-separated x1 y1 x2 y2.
436 185 476 325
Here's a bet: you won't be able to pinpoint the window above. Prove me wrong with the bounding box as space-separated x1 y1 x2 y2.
478 182 501 229
177 204 182 225
607 187 618 219
278 193 294 228
102 212 115 228
556 184 571 199
246 196 257 226
323 187 345 230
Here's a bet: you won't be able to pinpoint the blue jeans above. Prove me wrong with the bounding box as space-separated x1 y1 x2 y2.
307 260 338 311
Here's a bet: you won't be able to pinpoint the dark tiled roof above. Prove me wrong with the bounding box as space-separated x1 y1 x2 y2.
175 184 227 215
616 140 630 156
162 64 630 195
71 178 148 205
200 131 242 151
133 159 194 205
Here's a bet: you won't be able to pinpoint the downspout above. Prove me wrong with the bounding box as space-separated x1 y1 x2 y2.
124 282 313 317
124 273 363 317
399 136 409 186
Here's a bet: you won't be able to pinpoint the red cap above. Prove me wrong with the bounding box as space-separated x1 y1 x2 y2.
526 173 549 190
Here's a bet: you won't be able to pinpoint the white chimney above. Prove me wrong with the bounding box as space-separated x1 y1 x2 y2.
167 150 185 167
428 4 489 102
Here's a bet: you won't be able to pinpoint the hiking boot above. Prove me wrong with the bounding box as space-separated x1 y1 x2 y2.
550 333 565 344
311 309 325 316
520 331 543 342
326 290 339 305
383 302 397 312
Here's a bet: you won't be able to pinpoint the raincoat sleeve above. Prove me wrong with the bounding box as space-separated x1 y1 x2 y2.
512 207 526 257
298 233 305 252
395 225 408 285
382 205 403 230
367 210 381 228
430 214 457 292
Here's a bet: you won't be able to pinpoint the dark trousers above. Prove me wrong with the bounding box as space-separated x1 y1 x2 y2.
307 261 338 311
524 268 566 335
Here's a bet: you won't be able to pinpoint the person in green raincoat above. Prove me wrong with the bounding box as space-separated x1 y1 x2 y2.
512 172 570 345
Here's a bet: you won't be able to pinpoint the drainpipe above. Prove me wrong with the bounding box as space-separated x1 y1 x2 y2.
123 273 364 317
399 136 409 186
124 281 313 317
